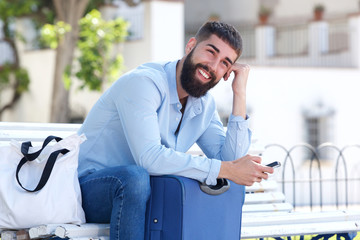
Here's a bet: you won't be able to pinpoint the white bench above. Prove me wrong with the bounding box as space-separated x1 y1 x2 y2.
0 122 359 240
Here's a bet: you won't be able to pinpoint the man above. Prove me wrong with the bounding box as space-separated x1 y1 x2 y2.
77 21 273 240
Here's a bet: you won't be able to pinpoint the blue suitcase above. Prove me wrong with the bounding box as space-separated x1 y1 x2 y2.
145 175 245 240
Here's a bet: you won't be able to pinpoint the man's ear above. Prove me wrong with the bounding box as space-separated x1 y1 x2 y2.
185 37 197 54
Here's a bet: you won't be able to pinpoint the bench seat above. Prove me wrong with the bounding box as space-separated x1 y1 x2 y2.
1 121 360 240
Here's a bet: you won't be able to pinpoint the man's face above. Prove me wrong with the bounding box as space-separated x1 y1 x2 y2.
180 34 238 98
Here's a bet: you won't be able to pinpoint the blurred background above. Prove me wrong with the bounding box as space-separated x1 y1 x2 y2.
1 0 360 209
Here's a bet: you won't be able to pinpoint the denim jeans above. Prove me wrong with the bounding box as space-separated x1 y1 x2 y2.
79 165 151 240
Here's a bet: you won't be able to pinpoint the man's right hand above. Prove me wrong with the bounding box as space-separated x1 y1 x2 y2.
218 155 274 186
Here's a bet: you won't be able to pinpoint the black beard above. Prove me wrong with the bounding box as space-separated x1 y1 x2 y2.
180 50 218 98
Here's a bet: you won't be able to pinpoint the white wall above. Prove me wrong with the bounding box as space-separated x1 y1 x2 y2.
184 0 256 26
211 66 360 206
2 49 56 123
212 66 360 148
149 1 184 62
122 0 184 71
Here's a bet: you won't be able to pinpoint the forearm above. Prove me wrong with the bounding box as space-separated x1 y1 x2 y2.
218 113 251 161
230 63 249 119
139 144 221 185
232 91 246 119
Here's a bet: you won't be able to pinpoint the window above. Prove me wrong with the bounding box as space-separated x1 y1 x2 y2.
303 103 335 161
115 1 144 41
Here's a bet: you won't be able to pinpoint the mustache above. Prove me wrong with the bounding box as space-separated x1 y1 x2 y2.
196 63 217 81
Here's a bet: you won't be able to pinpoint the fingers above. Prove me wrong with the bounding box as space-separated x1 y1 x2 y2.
247 155 275 183
251 155 262 164
235 154 261 163
224 154 279 186
259 165 274 175
232 63 250 72
224 63 250 81
223 71 229 81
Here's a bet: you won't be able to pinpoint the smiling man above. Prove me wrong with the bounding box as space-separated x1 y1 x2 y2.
77 21 273 240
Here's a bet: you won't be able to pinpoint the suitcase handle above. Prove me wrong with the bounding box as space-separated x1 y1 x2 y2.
199 178 230 195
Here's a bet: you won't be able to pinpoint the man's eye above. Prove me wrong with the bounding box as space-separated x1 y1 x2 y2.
207 50 215 55
222 61 229 67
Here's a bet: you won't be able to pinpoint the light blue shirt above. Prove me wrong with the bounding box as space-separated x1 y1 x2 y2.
78 60 251 185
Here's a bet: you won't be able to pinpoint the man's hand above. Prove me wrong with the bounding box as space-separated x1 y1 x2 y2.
223 63 250 118
224 63 250 96
218 154 274 186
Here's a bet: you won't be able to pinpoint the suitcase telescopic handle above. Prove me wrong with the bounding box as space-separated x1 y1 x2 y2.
199 178 230 195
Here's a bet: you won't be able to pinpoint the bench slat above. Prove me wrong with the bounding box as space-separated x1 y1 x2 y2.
243 202 293 213
0 122 81 131
0 122 81 142
245 192 286 204
242 210 360 226
27 211 360 240
245 180 278 193
242 220 360 239
54 223 110 239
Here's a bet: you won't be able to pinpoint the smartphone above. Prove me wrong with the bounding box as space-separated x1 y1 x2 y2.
266 161 281 168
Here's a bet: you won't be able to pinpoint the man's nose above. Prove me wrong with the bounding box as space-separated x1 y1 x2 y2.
208 60 218 74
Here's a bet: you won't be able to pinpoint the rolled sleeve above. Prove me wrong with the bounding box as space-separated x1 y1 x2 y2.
205 159 222 185
222 114 252 161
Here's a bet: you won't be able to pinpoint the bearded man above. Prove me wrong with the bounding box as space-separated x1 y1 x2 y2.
77 21 273 240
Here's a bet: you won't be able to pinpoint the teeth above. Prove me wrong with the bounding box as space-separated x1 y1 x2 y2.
199 69 210 79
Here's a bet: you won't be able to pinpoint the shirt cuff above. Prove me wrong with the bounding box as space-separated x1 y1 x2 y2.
228 113 249 122
205 159 222 185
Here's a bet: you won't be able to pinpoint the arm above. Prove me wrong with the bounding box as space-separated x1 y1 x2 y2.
113 74 220 185
219 64 274 186
196 110 251 162
224 63 250 118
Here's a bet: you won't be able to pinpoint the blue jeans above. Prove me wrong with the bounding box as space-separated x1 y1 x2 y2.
79 165 151 240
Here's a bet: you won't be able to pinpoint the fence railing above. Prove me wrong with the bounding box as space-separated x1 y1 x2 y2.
263 142 360 211
225 15 357 68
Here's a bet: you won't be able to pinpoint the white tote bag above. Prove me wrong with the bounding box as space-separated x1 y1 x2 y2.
0 134 86 229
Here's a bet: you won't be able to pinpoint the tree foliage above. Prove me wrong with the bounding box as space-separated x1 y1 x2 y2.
75 9 128 91
0 0 35 116
1 0 135 121
41 21 71 49
41 9 128 91
0 0 55 117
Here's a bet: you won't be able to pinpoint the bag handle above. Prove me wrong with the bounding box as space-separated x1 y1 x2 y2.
199 178 230 195
21 135 63 161
16 136 69 192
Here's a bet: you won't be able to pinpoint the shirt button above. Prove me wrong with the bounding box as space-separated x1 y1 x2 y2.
177 104 181 108
176 117 179 121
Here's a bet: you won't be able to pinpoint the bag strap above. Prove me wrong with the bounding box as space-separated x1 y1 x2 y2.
16 136 69 192
21 135 63 161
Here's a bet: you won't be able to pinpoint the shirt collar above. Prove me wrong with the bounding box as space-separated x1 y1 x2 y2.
165 60 181 105
164 60 204 117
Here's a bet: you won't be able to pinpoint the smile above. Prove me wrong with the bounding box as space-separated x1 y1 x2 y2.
199 69 210 79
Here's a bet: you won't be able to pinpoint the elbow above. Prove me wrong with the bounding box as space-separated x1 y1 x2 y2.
136 144 164 174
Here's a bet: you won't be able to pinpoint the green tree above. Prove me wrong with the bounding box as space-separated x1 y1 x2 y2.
49 0 134 122
0 0 56 118
0 0 37 117
49 0 90 123
76 9 128 91
1 0 138 122
41 9 128 92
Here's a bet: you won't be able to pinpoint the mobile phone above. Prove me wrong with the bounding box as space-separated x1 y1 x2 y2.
266 161 281 168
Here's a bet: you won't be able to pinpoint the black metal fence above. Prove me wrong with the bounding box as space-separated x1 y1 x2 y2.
263 142 360 211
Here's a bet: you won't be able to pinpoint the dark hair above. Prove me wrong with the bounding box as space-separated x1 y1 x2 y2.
195 21 243 60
